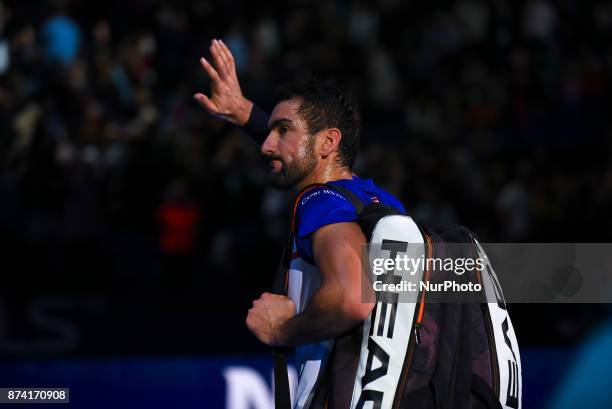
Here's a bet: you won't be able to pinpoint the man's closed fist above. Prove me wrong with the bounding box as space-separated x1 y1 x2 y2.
246 292 296 346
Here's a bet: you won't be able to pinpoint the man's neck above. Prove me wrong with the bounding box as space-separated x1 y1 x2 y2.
295 166 354 191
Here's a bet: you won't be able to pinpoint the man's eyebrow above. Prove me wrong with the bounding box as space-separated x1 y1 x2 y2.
268 118 293 130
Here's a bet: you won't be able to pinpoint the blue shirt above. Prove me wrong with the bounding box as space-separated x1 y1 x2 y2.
294 175 406 263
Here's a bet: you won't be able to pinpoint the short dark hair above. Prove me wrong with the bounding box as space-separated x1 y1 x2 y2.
275 78 361 169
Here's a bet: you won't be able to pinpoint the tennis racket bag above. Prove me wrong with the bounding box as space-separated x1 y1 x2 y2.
272 183 521 409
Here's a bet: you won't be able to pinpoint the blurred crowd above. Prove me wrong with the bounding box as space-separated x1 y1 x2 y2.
0 0 611 321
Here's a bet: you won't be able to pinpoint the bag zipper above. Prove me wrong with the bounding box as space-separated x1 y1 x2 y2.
415 233 433 328
391 233 433 409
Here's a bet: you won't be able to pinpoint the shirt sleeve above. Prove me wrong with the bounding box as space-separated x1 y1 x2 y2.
242 104 269 144
294 187 358 263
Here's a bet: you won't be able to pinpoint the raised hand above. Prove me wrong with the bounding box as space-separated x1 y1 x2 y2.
194 39 253 126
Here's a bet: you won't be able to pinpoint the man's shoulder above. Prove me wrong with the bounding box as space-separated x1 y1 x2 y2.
295 185 356 239
294 177 405 237
297 185 349 208
327 176 406 214
293 177 405 262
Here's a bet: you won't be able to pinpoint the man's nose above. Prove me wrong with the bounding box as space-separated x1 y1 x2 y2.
260 132 276 156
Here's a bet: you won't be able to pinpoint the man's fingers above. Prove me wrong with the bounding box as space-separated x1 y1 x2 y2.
193 93 218 114
199 57 220 83
218 39 236 70
214 39 232 74
210 40 230 76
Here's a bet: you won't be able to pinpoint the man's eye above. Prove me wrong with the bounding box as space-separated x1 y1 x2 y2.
279 127 288 135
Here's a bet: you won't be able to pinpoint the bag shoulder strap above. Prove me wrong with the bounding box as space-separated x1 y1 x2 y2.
324 183 366 214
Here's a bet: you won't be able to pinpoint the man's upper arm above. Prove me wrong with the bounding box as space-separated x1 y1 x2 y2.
311 222 374 320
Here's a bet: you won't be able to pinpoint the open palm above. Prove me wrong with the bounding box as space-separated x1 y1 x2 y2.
194 39 253 126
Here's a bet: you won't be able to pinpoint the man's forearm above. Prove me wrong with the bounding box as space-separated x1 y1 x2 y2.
242 103 269 144
277 285 368 346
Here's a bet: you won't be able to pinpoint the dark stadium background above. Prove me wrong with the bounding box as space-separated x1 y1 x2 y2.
0 0 611 408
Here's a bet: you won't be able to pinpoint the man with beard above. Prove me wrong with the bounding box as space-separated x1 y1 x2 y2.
194 39 406 408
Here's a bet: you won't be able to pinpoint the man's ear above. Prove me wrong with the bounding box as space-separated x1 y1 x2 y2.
319 128 342 159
